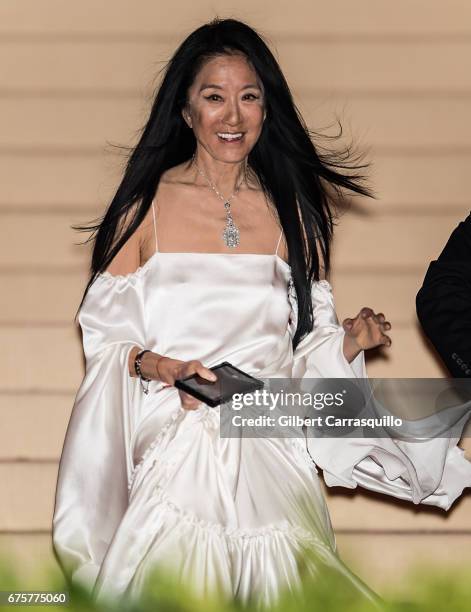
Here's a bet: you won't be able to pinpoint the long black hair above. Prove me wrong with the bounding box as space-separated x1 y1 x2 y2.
73 17 375 350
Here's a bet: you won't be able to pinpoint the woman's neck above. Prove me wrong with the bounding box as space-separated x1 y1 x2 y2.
191 152 249 195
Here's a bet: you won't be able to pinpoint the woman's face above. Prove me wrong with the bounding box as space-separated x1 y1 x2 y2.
183 53 266 164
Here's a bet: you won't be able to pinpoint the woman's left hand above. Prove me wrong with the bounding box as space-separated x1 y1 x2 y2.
342 307 392 362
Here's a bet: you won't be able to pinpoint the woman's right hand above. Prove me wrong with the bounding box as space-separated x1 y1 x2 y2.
142 352 217 411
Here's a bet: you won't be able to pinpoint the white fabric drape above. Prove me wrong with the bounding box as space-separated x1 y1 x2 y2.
288 279 471 511
52 258 471 604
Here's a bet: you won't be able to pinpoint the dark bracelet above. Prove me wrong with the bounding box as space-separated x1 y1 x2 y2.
134 349 152 394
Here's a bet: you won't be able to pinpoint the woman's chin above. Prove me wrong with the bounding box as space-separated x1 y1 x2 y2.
208 148 252 163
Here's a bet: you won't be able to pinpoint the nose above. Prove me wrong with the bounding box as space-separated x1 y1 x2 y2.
222 98 242 127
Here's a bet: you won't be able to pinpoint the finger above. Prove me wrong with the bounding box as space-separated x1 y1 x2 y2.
361 317 388 346
195 364 218 382
360 307 374 319
180 360 205 379
364 314 381 331
185 359 203 373
364 318 392 347
365 314 390 332
376 312 386 323
179 390 202 410
184 360 217 382
182 402 200 411
182 402 201 411
342 318 354 330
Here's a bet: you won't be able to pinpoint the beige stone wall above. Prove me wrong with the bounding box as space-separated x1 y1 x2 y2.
1 0 470 595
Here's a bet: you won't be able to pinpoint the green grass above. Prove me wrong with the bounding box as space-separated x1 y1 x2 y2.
0 547 470 612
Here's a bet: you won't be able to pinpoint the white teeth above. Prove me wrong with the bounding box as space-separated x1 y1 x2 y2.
217 133 243 140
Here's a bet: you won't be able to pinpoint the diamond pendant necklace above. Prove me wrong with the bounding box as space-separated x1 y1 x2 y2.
192 153 247 248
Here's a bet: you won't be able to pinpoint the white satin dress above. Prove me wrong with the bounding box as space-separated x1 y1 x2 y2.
52 203 471 607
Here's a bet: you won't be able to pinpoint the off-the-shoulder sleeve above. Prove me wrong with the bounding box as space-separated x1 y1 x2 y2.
291 279 366 379
78 271 147 364
52 272 155 590
291 279 471 511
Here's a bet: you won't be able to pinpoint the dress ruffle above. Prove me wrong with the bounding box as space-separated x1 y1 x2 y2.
289 278 471 510
93 402 379 608
52 255 471 609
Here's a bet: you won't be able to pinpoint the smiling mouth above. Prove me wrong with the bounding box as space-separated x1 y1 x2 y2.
217 132 245 142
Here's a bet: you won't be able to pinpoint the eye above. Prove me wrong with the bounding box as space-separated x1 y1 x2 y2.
205 94 222 101
243 93 259 100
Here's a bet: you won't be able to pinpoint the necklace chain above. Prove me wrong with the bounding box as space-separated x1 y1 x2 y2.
192 154 245 203
191 153 247 248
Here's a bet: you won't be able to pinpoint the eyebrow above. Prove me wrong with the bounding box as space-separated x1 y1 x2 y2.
198 83 262 92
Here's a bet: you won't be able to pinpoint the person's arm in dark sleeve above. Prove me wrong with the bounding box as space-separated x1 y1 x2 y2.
416 212 471 377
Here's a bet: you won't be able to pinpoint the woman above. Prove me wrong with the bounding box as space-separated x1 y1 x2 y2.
52 18 471 607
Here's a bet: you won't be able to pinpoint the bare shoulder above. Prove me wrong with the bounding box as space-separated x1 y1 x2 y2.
112 200 157 269
154 162 199 211
104 202 142 276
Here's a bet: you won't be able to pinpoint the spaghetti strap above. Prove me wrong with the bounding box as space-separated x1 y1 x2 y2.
274 228 283 256
151 198 159 253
